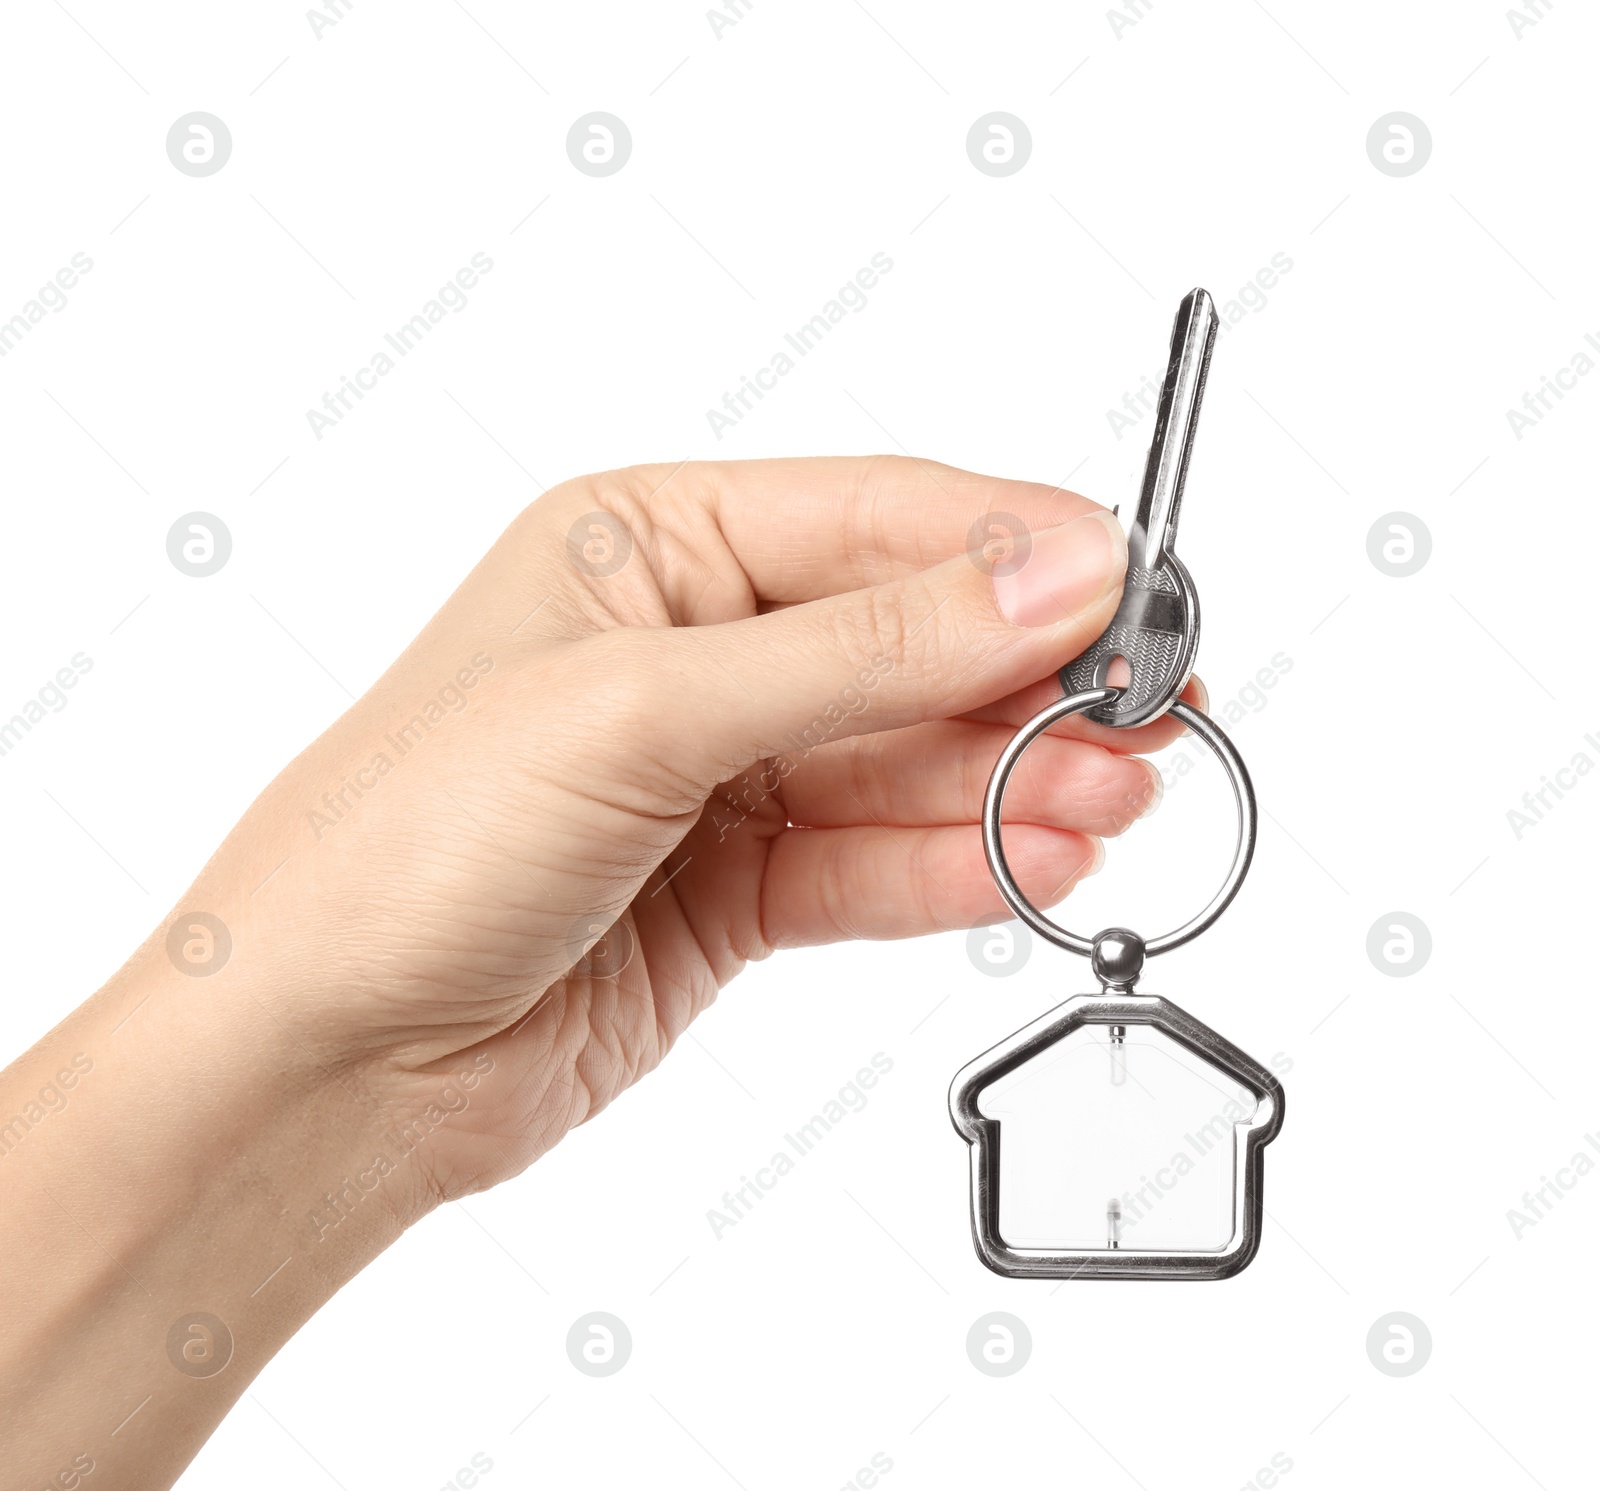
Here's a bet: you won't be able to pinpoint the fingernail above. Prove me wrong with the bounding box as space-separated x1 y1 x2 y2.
993 510 1125 627
1084 835 1106 876
1140 759 1164 817
1191 676 1210 714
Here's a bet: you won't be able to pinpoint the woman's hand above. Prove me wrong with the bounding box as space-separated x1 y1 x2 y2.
1 456 1195 1488
161 458 1191 1199
189 456 1184 1201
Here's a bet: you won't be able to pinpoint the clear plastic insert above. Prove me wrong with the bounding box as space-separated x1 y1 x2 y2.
977 1023 1258 1252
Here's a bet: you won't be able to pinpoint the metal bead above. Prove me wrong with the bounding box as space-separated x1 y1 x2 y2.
1091 927 1146 990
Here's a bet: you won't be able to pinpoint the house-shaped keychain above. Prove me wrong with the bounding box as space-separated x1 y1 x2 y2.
950 927 1284 1280
951 290 1285 1280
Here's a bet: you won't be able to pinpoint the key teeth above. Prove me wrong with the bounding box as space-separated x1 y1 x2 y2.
1059 291 1213 728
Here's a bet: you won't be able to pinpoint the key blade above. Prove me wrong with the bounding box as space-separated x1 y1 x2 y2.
1130 288 1219 571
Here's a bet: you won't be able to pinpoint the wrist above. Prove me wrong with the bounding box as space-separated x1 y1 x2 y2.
0 947 430 1487
99 932 448 1242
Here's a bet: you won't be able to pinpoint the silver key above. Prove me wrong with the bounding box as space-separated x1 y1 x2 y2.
1060 287 1219 727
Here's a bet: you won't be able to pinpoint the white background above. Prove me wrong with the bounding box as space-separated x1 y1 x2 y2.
1 1 1595 1487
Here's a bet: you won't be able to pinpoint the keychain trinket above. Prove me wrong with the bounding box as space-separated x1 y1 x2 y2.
950 289 1284 1280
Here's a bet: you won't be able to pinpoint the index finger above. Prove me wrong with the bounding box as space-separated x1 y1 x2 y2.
636 454 1105 609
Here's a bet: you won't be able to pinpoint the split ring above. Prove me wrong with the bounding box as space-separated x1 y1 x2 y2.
981 687 1256 958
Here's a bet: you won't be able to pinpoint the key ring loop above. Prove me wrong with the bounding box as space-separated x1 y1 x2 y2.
982 687 1256 958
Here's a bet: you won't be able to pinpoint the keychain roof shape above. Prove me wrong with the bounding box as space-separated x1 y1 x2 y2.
949 935 1285 1280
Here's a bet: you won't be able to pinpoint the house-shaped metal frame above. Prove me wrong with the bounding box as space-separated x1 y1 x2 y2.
950 991 1285 1280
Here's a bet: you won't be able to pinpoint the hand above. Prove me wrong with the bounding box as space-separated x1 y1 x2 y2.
200 456 1186 1201
1 456 1198 1487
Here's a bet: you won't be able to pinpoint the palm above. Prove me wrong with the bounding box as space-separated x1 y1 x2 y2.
393 765 792 1198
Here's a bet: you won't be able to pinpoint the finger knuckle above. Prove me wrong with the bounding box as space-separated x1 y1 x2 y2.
833 583 913 679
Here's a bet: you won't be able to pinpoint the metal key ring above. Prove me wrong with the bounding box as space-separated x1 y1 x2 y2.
982 687 1256 958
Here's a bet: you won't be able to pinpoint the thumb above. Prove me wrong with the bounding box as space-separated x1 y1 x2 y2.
659 508 1127 778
